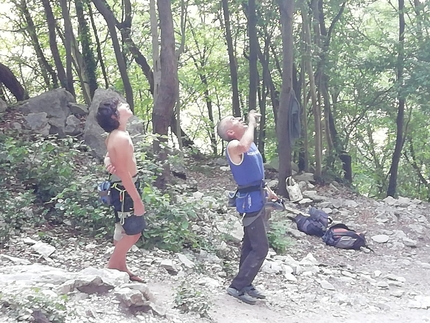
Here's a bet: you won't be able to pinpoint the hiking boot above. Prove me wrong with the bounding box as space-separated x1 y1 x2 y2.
226 287 257 305
244 285 266 299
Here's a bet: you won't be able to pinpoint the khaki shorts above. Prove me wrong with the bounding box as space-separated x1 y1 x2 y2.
113 223 126 241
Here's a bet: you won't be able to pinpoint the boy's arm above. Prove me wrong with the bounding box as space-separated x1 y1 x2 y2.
104 152 116 174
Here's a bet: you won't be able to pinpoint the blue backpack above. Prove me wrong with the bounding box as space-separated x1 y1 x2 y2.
322 223 373 251
288 208 332 237
97 180 111 205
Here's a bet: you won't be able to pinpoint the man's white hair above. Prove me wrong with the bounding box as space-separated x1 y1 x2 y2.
217 116 232 141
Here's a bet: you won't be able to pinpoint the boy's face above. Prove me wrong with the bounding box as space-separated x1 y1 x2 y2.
117 102 133 121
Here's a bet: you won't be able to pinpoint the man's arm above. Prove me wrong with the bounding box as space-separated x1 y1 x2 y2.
228 110 260 159
110 135 145 216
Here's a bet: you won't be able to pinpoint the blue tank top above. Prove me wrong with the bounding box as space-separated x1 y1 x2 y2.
226 142 265 213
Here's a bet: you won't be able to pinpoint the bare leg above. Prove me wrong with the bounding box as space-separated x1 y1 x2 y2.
108 233 141 278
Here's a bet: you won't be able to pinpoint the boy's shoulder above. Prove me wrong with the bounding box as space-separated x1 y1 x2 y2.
108 130 131 146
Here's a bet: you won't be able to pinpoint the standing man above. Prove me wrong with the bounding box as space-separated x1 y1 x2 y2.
217 110 277 305
96 98 146 283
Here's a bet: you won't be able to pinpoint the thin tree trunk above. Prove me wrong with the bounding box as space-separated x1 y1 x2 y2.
153 0 178 189
91 0 134 111
387 0 406 197
174 0 187 152
248 0 258 113
300 57 309 172
76 0 98 99
277 0 294 197
222 0 240 116
20 0 57 89
302 1 322 179
59 0 76 96
41 0 67 90
150 0 160 110
88 2 109 88
189 26 217 155
54 24 91 103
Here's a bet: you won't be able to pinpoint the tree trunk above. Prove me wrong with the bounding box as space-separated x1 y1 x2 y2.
248 0 258 114
152 0 178 189
302 1 322 179
59 0 76 97
20 0 57 89
76 0 98 99
277 0 295 197
387 0 406 197
41 0 67 91
0 63 28 101
88 3 109 89
150 0 160 108
188 27 217 155
91 0 134 111
222 0 241 117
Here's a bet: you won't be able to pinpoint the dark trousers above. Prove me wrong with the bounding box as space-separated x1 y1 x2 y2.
230 211 269 291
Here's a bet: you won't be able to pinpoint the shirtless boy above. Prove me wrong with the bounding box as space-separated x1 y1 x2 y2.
96 98 145 282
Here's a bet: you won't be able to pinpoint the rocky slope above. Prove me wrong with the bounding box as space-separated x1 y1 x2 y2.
1 164 430 323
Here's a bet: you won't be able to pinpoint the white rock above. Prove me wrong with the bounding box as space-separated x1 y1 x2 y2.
283 272 297 282
402 237 418 247
31 241 56 258
318 279 335 290
1 255 31 265
177 253 195 268
371 235 390 243
192 191 204 200
160 259 178 273
299 253 319 266
196 277 220 289
22 237 38 245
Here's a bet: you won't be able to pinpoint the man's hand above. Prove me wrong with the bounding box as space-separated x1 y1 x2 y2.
266 186 278 201
133 200 146 216
248 110 261 128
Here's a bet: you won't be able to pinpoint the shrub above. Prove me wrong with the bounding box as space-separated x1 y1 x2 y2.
174 281 211 318
0 288 70 323
267 218 293 254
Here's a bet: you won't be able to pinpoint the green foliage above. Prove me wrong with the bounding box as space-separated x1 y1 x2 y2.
0 127 215 252
0 130 111 239
0 133 77 202
267 218 293 255
0 288 70 323
139 182 203 252
174 281 211 318
0 190 42 245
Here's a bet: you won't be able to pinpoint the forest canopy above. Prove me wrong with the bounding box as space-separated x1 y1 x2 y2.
1 0 430 201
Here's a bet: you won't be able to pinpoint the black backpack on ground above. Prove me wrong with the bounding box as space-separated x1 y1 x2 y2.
322 223 373 251
288 208 332 237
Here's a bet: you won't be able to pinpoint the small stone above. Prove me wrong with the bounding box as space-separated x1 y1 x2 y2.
371 235 390 243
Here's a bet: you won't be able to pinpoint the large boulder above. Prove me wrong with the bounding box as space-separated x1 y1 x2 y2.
83 88 144 160
17 88 75 136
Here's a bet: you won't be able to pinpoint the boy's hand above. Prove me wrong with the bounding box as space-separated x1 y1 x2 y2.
106 163 116 174
133 201 146 216
104 156 116 174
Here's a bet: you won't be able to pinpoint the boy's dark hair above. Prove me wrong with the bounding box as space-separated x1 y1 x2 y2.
96 98 120 133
